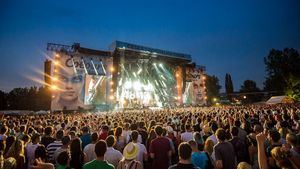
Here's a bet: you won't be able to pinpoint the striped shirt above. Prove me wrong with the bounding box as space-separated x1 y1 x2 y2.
46 140 62 162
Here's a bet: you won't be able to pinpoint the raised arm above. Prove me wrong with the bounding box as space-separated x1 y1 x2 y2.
256 132 268 169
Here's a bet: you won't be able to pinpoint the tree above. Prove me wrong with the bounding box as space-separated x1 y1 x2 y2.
2 86 51 111
264 48 300 100
225 73 234 101
36 86 51 110
285 74 300 101
0 90 8 110
206 75 221 105
240 80 262 103
7 88 29 110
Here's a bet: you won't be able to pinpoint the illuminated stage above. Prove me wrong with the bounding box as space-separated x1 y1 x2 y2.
46 41 206 111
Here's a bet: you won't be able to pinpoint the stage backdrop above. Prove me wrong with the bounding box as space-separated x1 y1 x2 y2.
51 53 108 111
183 66 206 105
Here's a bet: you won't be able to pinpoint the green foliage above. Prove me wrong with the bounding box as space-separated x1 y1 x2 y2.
206 75 221 105
240 80 262 103
285 74 300 101
225 73 234 100
0 86 51 110
264 48 300 101
0 90 8 109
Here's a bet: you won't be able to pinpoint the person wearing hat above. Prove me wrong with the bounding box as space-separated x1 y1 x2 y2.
117 142 142 169
131 130 147 168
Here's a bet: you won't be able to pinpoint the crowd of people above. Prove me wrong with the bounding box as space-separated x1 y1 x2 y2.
0 103 299 169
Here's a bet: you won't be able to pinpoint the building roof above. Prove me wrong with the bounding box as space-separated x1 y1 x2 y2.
266 96 294 104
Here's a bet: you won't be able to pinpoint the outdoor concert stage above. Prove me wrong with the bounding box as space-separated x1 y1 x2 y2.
45 41 206 111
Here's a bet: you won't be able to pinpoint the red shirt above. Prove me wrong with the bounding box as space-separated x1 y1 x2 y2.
149 137 171 169
99 131 108 140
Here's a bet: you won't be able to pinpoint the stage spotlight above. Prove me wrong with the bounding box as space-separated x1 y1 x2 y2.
153 63 156 66
121 100 127 104
243 96 247 99
159 63 163 67
133 81 142 90
110 66 114 72
52 76 58 82
51 85 58 90
124 81 132 89
54 61 59 65
137 68 142 75
54 69 58 73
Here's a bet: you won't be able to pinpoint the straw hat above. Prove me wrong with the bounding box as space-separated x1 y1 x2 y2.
123 142 139 160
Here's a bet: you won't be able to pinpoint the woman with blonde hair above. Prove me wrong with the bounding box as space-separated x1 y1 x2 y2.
271 147 300 169
204 139 214 157
6 139 25 169
237 162 252 169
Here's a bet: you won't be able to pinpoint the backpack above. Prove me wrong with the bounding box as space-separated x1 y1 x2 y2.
120 160 139 169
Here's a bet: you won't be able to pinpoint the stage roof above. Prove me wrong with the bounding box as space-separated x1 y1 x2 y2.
110 41 192 61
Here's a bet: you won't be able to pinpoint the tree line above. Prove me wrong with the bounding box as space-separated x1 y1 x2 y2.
0 87 51 111
223 48 300 103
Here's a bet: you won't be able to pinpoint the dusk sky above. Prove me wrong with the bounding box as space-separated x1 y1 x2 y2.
1 0 300 92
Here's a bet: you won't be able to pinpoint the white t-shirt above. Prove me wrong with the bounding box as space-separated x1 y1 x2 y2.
104 147 123 168
135 142 147 167
122 130 131 144
83 143 96 162
126 131 142 144
26 143 40 169
208 134 218 145
180 131 194 142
